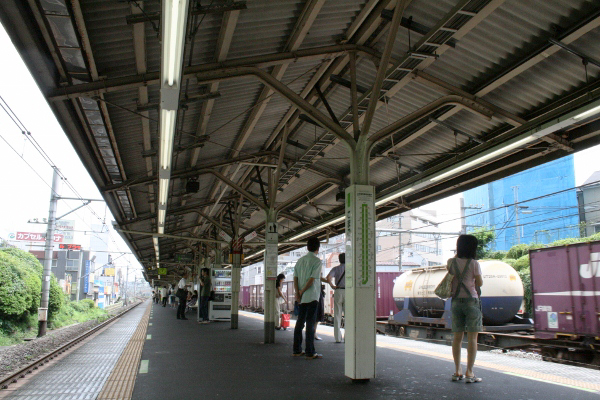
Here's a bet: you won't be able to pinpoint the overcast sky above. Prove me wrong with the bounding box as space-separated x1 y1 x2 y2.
0 25 142 276
0 23 598 267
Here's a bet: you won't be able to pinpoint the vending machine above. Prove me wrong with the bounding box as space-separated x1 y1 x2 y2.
209 268 232 321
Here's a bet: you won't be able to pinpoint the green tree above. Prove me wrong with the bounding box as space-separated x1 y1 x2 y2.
0 252 29 317
469 227 496 259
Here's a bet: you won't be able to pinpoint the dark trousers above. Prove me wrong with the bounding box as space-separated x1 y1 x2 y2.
162 297 167 307
177 297 186 319
199 296 210 321
293 300 318 355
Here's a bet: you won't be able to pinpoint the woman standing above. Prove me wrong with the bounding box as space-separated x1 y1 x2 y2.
449 234 483 383
275 274 285 330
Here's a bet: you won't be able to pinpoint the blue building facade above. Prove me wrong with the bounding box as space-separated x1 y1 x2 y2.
463 155 579 251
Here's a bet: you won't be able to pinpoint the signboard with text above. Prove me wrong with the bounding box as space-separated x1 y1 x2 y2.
15 232 63 242
59 244 81 250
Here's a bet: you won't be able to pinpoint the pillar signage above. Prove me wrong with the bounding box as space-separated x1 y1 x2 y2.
346 186 374 287
219 230 232 242
265 222 278 280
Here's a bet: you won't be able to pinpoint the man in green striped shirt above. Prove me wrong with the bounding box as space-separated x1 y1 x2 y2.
293 236 323 359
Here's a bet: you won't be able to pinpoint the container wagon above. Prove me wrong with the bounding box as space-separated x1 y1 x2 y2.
530 241 600 365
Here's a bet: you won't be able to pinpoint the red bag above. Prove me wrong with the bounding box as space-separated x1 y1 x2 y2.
280 313 290 329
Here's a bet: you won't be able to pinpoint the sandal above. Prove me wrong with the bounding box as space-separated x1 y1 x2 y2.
451 374 464 381
465 376 482 383
305 353 323 359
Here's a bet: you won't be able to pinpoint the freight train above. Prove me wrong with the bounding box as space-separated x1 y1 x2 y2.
240 241 600 366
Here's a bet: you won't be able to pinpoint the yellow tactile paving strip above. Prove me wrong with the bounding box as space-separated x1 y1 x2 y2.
97 303 152 400
239 311 600 392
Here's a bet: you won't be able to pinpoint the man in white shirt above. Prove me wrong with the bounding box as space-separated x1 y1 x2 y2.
293 237 323 359
176 273 189 320
160 286 168 307
326 253 345 343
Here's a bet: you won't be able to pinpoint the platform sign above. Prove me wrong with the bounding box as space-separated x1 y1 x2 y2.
174 253 193 262
345 185 375 288
84 260 90 293
244 231 257 242
265 222 278 280
219 230 232 242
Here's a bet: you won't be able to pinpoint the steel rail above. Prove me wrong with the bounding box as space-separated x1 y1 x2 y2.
0 301 142 390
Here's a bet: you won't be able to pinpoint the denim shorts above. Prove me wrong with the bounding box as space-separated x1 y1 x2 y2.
451 298 482 333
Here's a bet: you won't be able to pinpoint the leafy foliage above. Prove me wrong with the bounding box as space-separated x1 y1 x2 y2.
518 267 532 315
513 255 530 272
0 252 29 317
469 227 496 259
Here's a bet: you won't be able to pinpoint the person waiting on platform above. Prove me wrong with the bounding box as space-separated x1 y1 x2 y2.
275 274 285 330
169 285 176 308
198 268 211 324
449 234 484 383
293 236 323 359
326 253 345 343
161 285 168 307
176 273 189 320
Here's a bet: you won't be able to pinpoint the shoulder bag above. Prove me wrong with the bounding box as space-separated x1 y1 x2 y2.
434 259 456 299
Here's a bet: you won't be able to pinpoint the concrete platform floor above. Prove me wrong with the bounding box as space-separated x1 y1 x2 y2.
133 305 600 399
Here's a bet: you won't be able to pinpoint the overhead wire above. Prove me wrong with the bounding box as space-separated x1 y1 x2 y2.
0 94 127 255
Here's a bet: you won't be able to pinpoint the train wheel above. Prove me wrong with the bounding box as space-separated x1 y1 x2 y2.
541 348 558 362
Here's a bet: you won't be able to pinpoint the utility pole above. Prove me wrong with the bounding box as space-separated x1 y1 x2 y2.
124 263 129 306
512 185 520 244
397 216 402 271
38 168 61 337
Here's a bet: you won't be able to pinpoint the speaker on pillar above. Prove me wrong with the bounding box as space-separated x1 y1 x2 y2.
186 179 200 193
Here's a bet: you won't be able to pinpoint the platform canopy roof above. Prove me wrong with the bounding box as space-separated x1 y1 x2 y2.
2 0 600 282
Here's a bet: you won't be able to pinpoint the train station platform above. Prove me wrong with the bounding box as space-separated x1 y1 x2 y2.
134 303 600 399
3 301 600 399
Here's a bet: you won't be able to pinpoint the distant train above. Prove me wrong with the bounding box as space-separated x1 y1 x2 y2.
240 272 401 320
392 260 524 326
241 242 600 366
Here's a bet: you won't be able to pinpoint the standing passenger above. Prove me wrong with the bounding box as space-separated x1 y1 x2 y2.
198 268 211 324
161 286 168 307
326 253 345 343
176 273 189 320
275 274 285 330
293 236 322 359
449 234 483 383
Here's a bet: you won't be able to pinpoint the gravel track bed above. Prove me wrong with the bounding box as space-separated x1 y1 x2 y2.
0 303 138 381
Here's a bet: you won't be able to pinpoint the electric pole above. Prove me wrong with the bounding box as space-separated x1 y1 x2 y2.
38 168 61 337
512 185 520 244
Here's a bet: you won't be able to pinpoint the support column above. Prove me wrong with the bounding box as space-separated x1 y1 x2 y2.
344 184 376 380
345 137 376 380
38 168 61 337
263 208 278 343
230 239 242 329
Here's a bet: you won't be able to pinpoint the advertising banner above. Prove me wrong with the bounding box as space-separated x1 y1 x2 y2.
14 232 63 242
84 260 90 293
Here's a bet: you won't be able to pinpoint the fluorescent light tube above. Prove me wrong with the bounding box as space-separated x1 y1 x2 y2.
162 0 189 87
375 188 414 206
430 137 534 182
160 109 176 170
159 178 169 205
287 215 346 242
574 104 600 120
158 226 164 234
153 237 159 247
158 209 166 224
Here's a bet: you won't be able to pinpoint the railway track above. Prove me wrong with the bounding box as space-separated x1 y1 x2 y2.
0 301 142 390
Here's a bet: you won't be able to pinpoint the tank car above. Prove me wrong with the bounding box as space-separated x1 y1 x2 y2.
392 260 524 326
